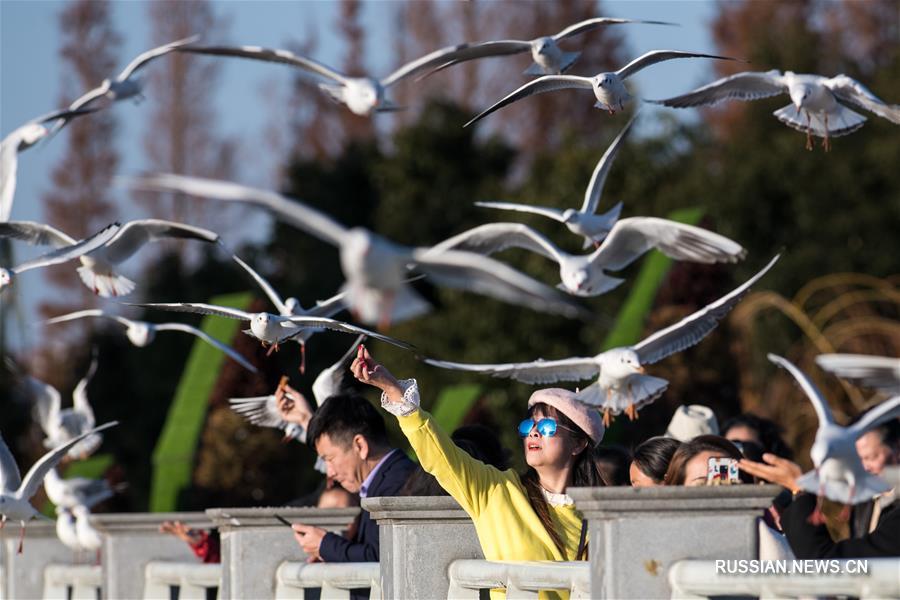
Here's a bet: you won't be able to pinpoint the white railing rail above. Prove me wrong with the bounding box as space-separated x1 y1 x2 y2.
447 560 591 599
43 564 102 600
143 561 221 600
669 558 900 600
275 561 381 600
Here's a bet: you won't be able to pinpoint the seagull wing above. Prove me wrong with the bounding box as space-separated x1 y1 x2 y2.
649 70 787 108
825 75 900 124
474 201 566 223
423 356 599 384
312 334 366 406
634 255 779 365
581 113 636 214
767 354 835 427
72 354 98 429
465 75 593 127
304 291 348 319
232 254 288 315
590 217 746 272
44 309 128 328
125 174 349 247
848 397 900 439
0 221 77 247
176 44 347 84
117 35 200 80
412 248 587 319
553 17 678 41
428 222 564 264
615 50 738 81
102 219 219 265
155 323 258 373
68 85 110 112
17 422 117 500
30 376 62 435
815 354 900 395
281 316 413 351
0 433 22 493
13 222 121 274
229 396 285 429
413 40 532 80
125 302 252 321
384 42 530 87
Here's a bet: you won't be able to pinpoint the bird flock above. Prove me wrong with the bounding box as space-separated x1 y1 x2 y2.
2 14 899 555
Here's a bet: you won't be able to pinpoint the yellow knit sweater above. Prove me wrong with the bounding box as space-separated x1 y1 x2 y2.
397 408 585 599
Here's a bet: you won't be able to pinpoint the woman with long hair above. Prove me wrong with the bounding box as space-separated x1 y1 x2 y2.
350 345 605 578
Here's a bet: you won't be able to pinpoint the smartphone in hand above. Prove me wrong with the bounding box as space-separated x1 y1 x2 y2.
707 457 740 485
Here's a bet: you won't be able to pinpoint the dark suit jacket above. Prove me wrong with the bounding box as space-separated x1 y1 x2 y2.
319 449 415 562
782 493 900 558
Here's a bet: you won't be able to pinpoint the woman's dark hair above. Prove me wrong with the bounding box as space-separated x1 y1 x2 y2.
307 394 388 449
592 444 632 486
663 435 745 486
400 425 511 496
520 402 605 558
721 413 794 460
632 437 682 484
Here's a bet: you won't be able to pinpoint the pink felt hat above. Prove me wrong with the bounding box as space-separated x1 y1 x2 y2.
528 388 605 445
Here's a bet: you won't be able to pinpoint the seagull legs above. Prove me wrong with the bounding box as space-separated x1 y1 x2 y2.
266 341 280 357
805 111 813 151
839 483 855 521
808 472 828 525
298 341 307 374
602 408 612 428
17 522 25 554
624 384 639 421
821 113 831 152
378 292 395 332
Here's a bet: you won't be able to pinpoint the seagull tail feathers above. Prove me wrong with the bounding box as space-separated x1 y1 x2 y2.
774 104 866 138
77 266 136 298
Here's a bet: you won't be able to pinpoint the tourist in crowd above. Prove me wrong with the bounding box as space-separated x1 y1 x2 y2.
848 413 899 538
663 435 747 486
592 444 632 486
277 391 415 600
630 437 681 487
664 405 719 442
722 413 794 459
350 345 604 583
158 521 220 564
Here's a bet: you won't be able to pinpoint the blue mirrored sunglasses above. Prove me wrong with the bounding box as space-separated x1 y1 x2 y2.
518 417 559 438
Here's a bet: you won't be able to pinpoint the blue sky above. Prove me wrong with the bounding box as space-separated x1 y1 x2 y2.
1 0 718 351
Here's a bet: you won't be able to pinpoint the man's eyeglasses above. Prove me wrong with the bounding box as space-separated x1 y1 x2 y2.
518 417 575 438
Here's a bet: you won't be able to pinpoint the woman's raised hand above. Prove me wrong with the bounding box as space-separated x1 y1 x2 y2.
350 344 404 402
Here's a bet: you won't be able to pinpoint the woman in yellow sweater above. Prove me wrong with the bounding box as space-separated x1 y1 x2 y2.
350 345 606 568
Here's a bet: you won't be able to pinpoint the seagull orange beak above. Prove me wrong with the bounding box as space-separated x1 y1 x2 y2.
635 366 646 375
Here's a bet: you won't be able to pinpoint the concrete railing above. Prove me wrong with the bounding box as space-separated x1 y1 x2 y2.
570 485 780 599
365 496 482 599
143 561 221 599
42 564 102 600
93 511 213 600
447 560 591 599
208 506 359 599
274 561 380 599
668 558 900 599
2 521 73 599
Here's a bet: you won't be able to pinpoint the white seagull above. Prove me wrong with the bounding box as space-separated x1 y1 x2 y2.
1 108 96 221
475 114 635 249
56 508 82 554
0 421 117 553
465 50 737 126
44 467 116 511
126 174 588 326
72 504 104 557
815 354 900 396
0 219 221 297
44 309 257 373
233 254 346 372
53 35 200 132
126 300 414 357
32 355 103 460
649 70 900 151
176 41 517 116
0 222 120 292
768 353 900 519
425 255 778 425
430 217 746 297
421 17 677 77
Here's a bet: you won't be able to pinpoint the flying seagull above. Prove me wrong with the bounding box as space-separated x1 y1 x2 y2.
421 17 677 77
815 354 900 397
430 217 746 297
0 219 221 297
475 114 635 249
0 421 117 553
44 467 117 511
126 174 589 327
425 255 778 424
768 353 900 521
44 309 258 373
649 70 900 151
465 50 737 126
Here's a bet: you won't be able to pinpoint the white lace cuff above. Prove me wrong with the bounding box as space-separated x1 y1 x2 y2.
381 378 420 416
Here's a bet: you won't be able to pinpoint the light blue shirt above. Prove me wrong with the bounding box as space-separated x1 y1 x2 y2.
359 449 398 498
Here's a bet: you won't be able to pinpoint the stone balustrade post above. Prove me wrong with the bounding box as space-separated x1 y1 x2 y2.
207 506 359 600
569 485 779 599
92 511 212 600
2 521 71 599
365 496 482 599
